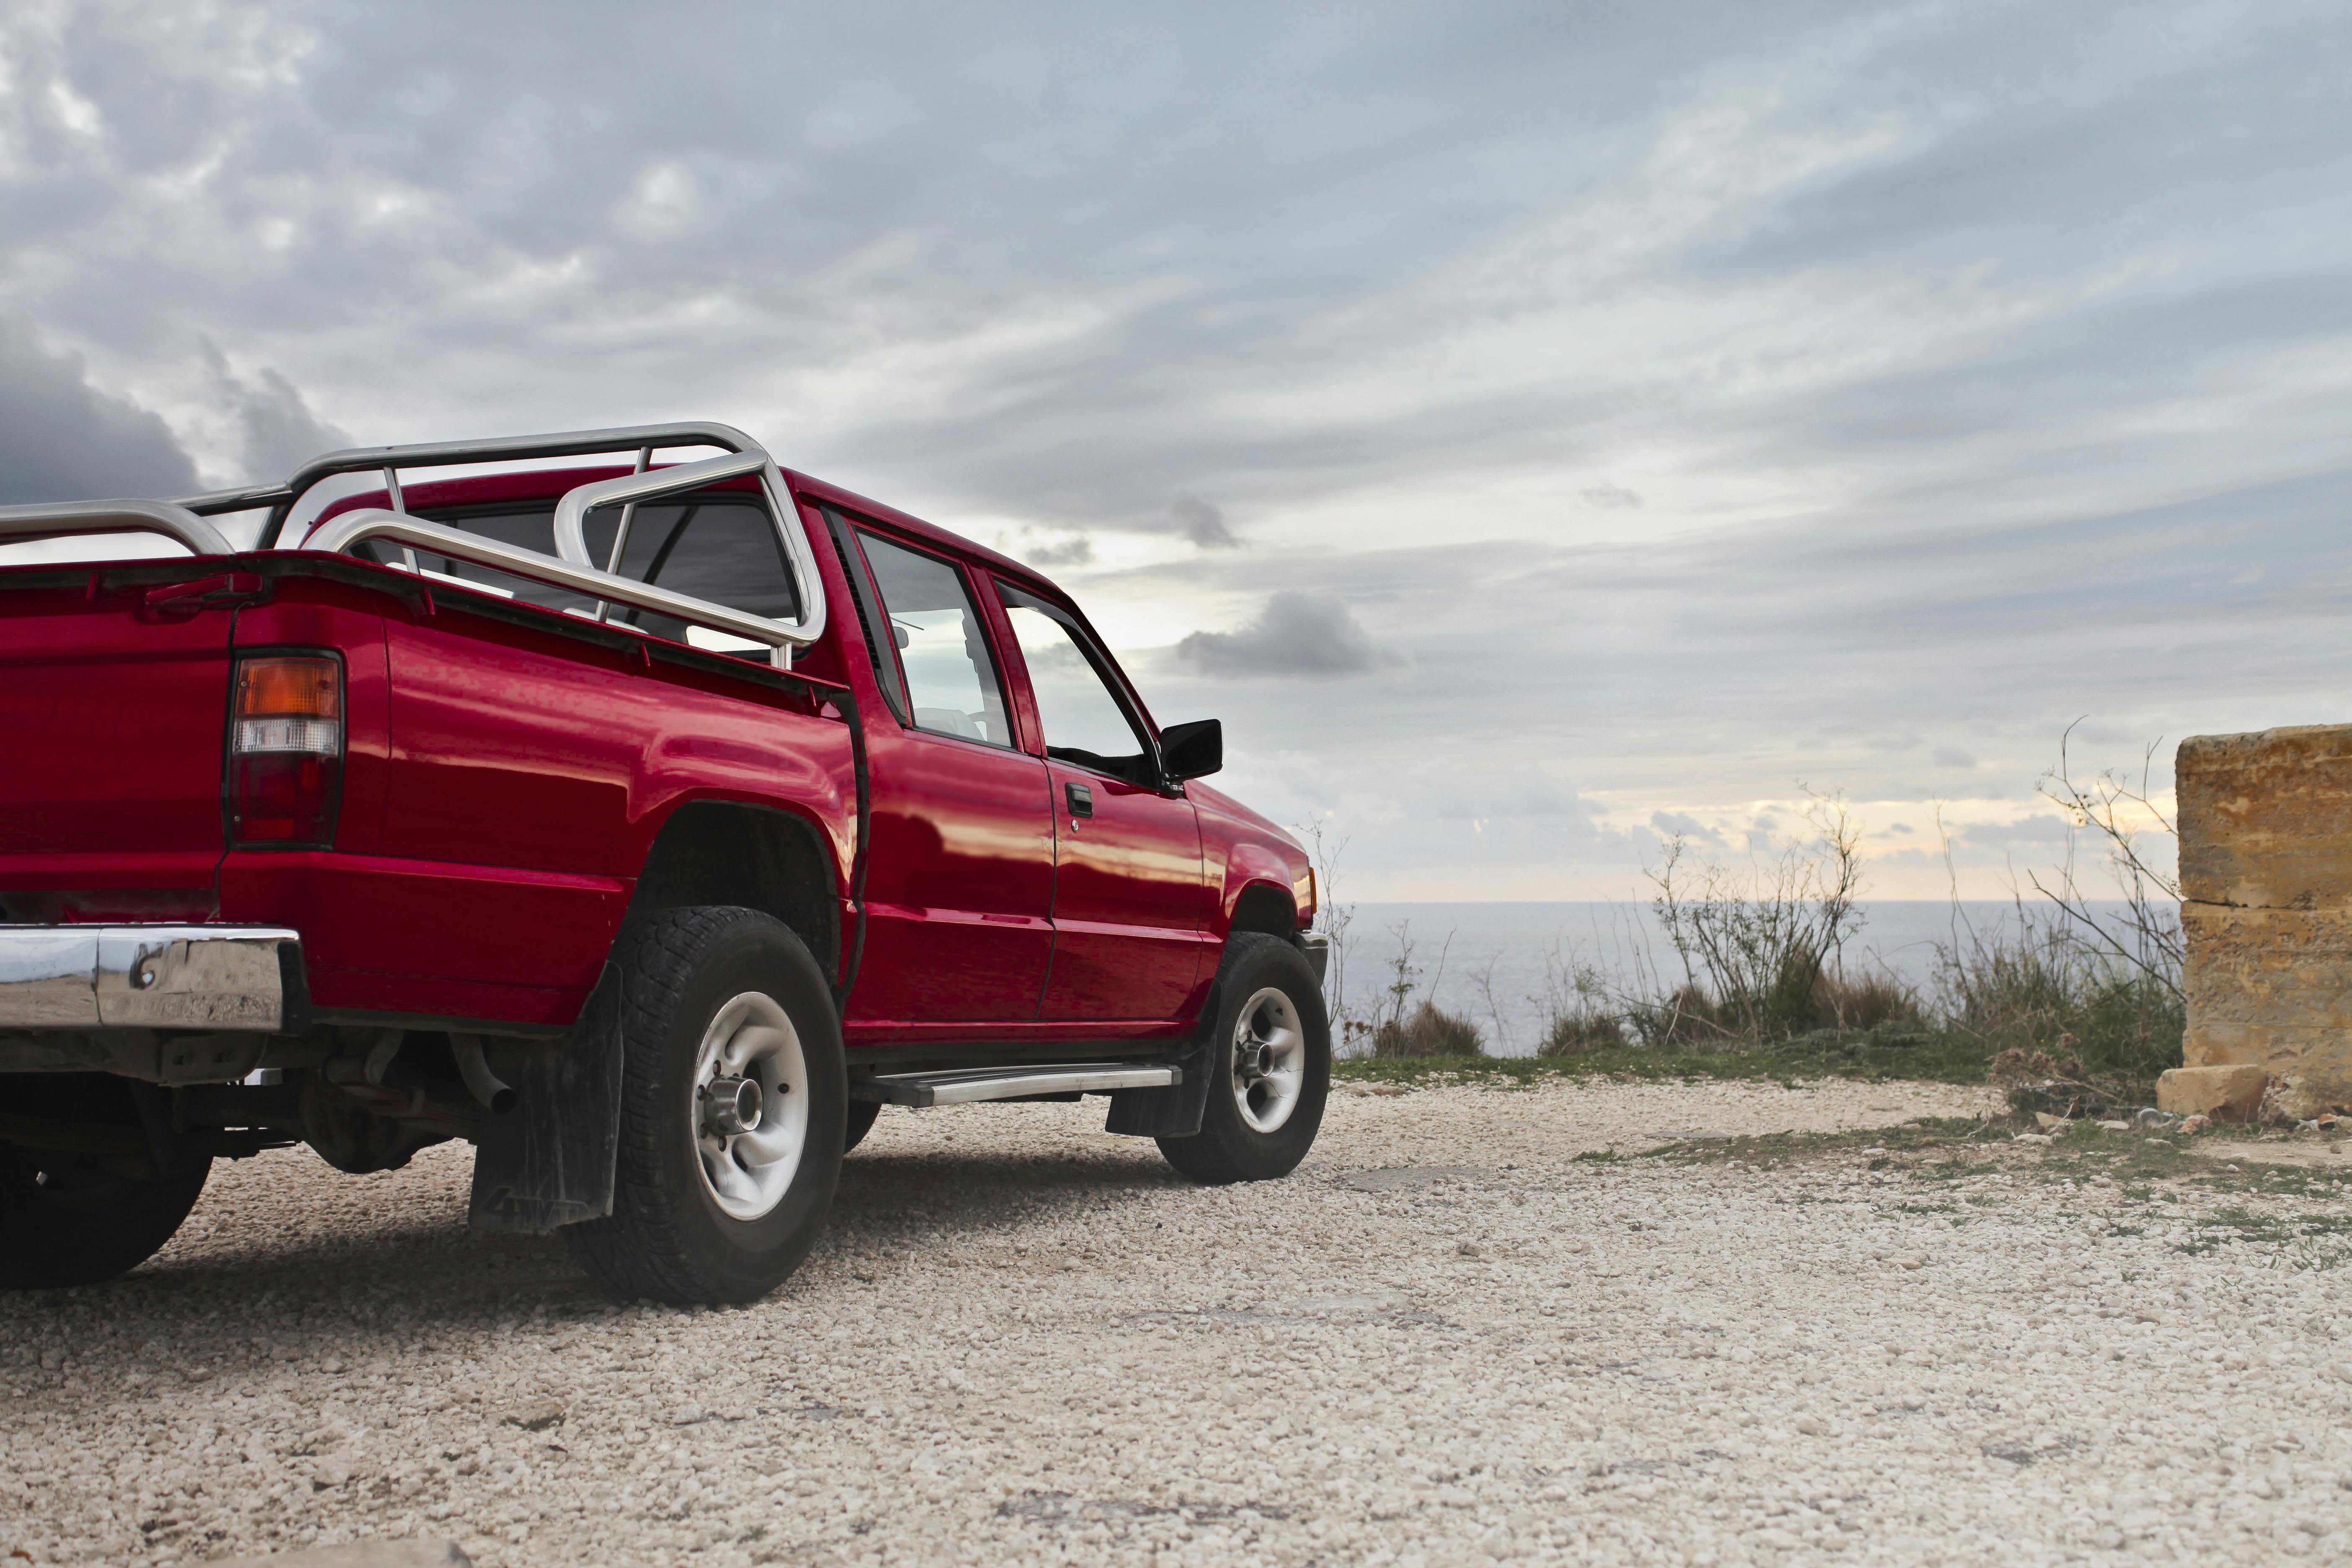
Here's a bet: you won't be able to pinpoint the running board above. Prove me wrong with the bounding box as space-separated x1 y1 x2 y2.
849 1061 1180 1108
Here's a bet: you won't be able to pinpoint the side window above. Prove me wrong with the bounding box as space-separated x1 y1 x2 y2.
996 583 1152 783
856 530 1014 748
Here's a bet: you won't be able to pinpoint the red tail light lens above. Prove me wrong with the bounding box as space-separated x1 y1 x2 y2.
229 655 343 847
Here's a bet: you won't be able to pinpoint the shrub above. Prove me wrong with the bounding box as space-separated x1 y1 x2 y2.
1650 797 1865 1044
1933 910 2182 1098
1369 999 1485 1058
1814 968 1922 1032
1536 1007 1627 1057
1638 983 1732 1047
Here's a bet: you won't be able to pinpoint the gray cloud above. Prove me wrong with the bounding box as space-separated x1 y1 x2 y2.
201 342 351 486
1175 590 1390 678
0 317 196 504
3 1 2346 892
1013 531 1095 569
1171 492 1239 549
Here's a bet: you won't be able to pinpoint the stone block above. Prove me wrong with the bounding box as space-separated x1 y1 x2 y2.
2182 904 2352 1032
2179 726 2352 1119
2156 1064 2268 1121
2177 726 2352 910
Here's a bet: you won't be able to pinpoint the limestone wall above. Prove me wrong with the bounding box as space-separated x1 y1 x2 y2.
2179 725 2352 1118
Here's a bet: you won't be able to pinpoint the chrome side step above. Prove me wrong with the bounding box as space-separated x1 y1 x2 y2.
849 1061 1180 1108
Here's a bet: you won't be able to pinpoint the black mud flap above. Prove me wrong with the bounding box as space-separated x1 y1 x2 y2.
467 966 624 1234
1105 972 1222 1139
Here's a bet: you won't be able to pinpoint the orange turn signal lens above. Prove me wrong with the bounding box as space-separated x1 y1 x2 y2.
236 656 340 720
228 653 344 846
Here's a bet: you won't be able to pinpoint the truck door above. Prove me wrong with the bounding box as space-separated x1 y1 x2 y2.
840 527 1057 1022
993 583 1206 1021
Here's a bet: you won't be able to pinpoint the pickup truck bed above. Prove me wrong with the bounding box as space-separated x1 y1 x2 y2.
0 422 1329 1303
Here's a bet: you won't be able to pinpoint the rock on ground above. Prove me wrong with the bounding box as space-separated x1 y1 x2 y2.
5 1075 2352 1567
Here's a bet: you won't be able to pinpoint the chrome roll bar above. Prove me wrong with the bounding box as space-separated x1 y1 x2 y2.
0 498 233 557
302 509 812 660
273 421 767 510
549 451 769 564
543 451 828 645
202 423 767 524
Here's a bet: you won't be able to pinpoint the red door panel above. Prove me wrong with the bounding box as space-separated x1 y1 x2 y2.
849 727 1057 1024
1041 763 1206 1020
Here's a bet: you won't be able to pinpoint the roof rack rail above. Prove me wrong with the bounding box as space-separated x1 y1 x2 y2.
249 422 766 542
0 498 233 557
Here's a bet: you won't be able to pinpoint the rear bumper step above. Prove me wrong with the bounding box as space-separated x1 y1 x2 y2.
850 1061 1181 1108
0 923 302 1032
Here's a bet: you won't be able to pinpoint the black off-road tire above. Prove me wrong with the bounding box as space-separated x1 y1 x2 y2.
562 907 846 1304
843 1099 881 1154
0 1077 212 1289
1156 933 1331 1185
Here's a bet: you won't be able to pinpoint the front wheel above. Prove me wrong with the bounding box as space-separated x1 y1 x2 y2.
562 907 846 1304
1156 934 1330 1184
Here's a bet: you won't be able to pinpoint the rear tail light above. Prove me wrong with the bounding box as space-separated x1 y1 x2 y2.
228 655 343 847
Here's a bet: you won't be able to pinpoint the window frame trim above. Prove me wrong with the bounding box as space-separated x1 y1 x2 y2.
819 506 910 727
849 521 1020 753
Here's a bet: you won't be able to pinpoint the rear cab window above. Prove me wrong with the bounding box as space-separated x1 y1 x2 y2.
351 482 804 657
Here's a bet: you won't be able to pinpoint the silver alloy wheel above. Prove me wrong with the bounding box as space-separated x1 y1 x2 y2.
1230 985 1306 1134
690 991 809 1221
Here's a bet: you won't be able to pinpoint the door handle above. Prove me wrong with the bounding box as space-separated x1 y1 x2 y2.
1065 781 1093 819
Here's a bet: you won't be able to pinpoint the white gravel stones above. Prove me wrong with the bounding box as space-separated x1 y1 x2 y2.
6 1074 2352 1568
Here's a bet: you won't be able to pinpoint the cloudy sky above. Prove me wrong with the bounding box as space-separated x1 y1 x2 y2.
3 0 2347 898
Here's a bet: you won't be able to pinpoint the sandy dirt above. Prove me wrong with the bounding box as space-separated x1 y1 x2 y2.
7 1074 2352 1566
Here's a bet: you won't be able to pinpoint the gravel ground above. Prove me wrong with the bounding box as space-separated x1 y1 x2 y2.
8 1074 2352 1567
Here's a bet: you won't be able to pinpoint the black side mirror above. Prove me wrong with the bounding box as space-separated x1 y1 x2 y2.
1158 718 1222 783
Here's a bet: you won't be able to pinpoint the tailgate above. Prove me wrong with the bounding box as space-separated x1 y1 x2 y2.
0 564 240 911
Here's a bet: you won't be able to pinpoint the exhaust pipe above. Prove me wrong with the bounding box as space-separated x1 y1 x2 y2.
451 1033 516 1115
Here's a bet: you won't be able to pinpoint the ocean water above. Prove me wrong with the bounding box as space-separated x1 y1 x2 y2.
1320 900 2140 1057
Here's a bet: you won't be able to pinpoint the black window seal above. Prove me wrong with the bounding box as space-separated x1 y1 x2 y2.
821 508 909 725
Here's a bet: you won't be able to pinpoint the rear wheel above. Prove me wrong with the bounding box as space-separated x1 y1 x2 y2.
0 1076 211 1289
843 1099 881 1154
562 907 846 1304
1156 934 1330 1184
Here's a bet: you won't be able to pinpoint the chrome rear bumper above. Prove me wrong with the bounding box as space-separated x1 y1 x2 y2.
0 924 301 1032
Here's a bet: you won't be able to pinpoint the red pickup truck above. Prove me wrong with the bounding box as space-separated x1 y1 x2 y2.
0 423 1329 1304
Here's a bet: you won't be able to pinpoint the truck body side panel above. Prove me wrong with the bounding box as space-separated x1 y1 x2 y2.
322 595 856 1024
217 849 628 1025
